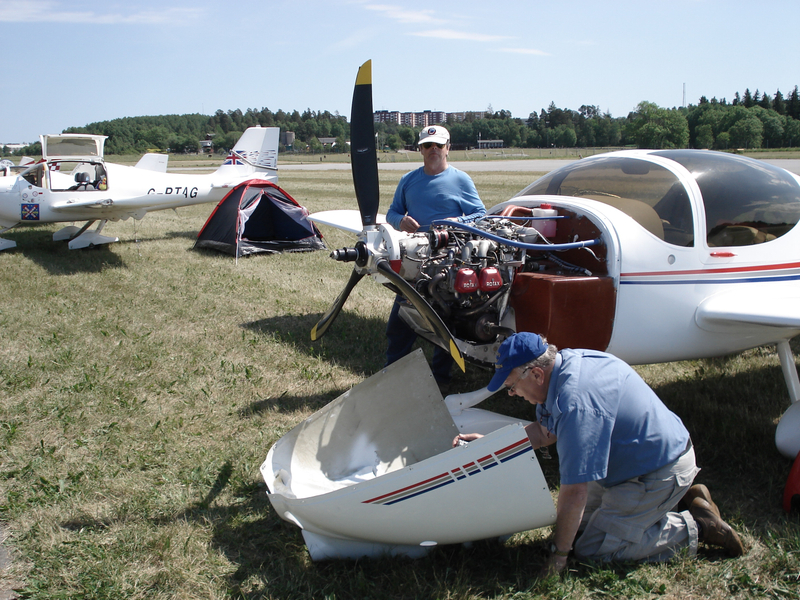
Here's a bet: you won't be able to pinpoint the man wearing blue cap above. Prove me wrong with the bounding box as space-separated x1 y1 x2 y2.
384 125 486 385
456 332 744 576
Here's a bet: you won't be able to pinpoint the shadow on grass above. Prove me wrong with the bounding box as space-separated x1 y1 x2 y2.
239 390 335 416
242 311 389 376
169 462 561 599
182 464 666 599
8 228 127 274
650 357 798 526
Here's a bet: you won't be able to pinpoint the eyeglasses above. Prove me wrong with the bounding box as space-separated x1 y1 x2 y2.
505 366 531 394
421 142 445 150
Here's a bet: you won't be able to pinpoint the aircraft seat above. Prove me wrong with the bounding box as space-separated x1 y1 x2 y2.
71 171 95 191
581 194 664 240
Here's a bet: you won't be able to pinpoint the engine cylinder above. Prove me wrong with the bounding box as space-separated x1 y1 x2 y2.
479 267 503 292
454 268 479 294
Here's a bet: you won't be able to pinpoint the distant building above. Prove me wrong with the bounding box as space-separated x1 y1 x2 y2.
374 110 484 128
478 139 504 149
1 143 30 152
374 111 401 125
281 131 296 148
447 111 487 122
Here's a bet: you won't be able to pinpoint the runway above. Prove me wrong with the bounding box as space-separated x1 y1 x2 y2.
280 158 800 175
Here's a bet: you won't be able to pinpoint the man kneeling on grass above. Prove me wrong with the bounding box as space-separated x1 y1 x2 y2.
454 332 745 577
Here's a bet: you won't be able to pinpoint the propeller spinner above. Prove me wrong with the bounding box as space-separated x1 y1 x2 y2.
310 60 465 372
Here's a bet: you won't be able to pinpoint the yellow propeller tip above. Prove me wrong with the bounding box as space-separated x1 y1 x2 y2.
450 340 466 372
355 60 372 86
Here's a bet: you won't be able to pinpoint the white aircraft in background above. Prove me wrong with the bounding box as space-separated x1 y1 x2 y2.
0 126 279 250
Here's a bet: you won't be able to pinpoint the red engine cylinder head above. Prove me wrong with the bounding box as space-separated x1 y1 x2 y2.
479 267 503 292
454 268 479 294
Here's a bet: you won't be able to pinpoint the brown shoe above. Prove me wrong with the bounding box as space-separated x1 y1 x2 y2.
689 497 744 557
680 484 720 516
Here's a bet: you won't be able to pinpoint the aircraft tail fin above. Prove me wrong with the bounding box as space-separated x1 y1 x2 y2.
135 153 169 172
217 127 279 178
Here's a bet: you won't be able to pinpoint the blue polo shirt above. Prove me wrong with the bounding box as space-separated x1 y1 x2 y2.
537 349 690 487
386 165 485 232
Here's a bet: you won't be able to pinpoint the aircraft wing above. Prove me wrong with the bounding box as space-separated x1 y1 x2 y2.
696 290 800 332
50 193 190 216
309 209 386 234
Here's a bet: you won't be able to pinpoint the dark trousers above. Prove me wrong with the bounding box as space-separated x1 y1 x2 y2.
385 296 453 384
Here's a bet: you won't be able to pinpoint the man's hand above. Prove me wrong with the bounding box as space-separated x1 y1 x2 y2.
452 433 483 447
399 215 420 233
539 553 568 578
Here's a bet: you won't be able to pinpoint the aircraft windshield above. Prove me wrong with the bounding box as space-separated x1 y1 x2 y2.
21 164 46 188
653 151 800 247
517 157 695 246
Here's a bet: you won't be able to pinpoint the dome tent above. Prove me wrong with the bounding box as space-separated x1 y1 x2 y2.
195 180 325 257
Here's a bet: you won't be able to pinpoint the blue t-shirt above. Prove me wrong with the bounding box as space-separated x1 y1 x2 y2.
387 165 485 232
537 349 690 487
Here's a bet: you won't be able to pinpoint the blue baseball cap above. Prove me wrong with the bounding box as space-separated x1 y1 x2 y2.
487 332 548 392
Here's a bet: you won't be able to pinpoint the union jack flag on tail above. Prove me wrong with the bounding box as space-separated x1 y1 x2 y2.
223 152 245 166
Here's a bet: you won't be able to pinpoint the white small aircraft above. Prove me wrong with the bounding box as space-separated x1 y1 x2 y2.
0 126 279 250
263 60 800 561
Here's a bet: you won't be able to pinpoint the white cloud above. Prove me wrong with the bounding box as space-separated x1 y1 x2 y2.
0 1 203 24
364 4 444 25
496 47 551 56
410 29 510 43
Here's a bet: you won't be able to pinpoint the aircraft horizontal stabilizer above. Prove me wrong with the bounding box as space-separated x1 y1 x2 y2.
696 291 800 332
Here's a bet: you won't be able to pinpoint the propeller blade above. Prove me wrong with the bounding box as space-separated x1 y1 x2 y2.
310 268 365 341
375 260 466 372
350 60 380 228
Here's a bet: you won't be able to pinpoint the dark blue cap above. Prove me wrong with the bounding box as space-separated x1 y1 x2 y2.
487 332 548 392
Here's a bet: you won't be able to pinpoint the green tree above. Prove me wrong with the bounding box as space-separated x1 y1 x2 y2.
749 106 784 148
696 124 714 149
306 137 323 153
788 86 800 120
728 114 763 148
385 134 403 151
785 118 800 147
773 90 786 115
628 102 689 149
552 124 577 147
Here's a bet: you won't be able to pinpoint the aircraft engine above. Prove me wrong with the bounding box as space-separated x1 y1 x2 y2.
389 217 538 344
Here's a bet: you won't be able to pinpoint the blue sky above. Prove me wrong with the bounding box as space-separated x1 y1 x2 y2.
1 0 798 144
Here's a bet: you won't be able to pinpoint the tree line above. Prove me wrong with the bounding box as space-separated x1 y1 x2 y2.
3 86 799 157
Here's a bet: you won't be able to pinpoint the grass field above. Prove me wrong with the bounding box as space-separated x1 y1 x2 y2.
1 167 799 599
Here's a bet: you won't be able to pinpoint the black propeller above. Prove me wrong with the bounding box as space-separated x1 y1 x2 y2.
311 268 364 341
310 60 465 372
350 60 380 228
